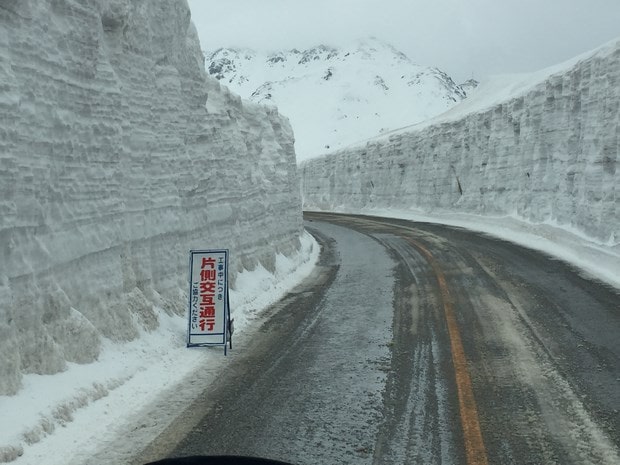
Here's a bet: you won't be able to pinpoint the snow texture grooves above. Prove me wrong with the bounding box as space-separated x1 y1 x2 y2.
300 38 620 244
0 0 301 396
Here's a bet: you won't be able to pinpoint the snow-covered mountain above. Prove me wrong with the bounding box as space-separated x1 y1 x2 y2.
205 38 477 161
301 38 620 247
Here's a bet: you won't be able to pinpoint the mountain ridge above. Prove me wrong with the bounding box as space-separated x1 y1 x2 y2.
205 38 478 161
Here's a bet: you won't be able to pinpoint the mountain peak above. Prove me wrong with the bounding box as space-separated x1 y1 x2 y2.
204 40 474 161
297 45 339 64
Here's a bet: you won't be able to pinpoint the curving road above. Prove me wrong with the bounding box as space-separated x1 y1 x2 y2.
136 212 620 465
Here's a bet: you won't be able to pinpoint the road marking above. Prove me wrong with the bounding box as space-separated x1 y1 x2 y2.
308 213 489 463
406 237 489 465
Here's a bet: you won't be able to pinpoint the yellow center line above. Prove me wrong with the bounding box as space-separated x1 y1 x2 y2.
406 236 489 465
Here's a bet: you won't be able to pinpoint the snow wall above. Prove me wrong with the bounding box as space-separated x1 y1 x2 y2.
0 0 302 395
301 40 619 244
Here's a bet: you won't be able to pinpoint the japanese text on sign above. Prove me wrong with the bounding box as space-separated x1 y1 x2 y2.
187 249 229 347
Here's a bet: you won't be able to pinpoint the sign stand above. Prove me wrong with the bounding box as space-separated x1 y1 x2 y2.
187 249 232 355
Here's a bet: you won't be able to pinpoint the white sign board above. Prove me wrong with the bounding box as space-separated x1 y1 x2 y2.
187 249 229 348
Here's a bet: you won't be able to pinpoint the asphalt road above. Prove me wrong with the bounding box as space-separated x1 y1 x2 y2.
137 212 620 465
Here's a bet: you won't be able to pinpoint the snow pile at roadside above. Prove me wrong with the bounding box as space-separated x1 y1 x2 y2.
0 0 302 400
0 232 319 464
319 207 620 289
301 37 620 281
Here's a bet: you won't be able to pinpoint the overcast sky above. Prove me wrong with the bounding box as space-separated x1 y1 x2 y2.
186 0 620 83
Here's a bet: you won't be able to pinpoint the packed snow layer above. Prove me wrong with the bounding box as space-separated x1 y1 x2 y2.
301 38 619 252
0 0 302 397
0 232 319 465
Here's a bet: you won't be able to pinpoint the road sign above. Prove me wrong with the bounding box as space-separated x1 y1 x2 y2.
187 249 231 353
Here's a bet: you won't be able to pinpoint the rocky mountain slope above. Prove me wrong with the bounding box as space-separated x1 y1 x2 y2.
205 38 477 161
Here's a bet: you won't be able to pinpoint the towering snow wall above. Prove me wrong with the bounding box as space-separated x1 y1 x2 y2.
301 40 619 244
0 0 302 395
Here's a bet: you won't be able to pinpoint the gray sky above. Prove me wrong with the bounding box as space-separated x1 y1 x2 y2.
186 0 620 83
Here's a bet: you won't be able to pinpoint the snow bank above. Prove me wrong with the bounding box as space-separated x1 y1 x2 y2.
0 0 301 397
301 38 620 276
0 233 319 464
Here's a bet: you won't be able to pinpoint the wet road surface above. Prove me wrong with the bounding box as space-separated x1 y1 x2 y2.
136 212 620 465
